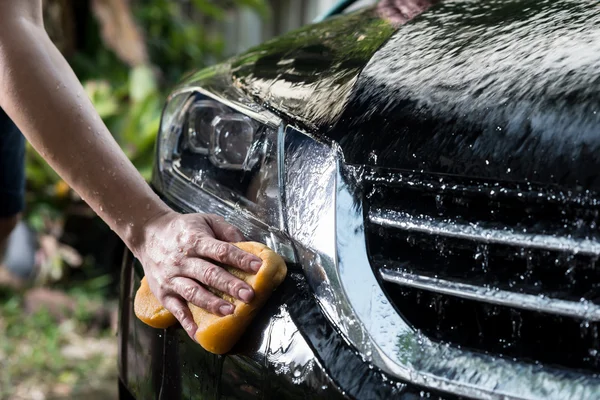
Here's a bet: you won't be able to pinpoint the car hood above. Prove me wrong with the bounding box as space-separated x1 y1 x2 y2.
228 0 600 192
332 0 600 192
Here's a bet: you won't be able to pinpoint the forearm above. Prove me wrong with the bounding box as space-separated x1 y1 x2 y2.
0 17 169 253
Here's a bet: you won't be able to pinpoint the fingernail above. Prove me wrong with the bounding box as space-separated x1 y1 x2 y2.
238 288 254 303
187 325 197 340
250 260 262 272
220 304 234 315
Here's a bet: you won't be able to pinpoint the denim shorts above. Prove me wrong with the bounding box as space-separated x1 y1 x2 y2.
0 107 25 217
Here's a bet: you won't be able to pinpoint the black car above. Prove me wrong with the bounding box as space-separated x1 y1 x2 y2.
117 0 600 399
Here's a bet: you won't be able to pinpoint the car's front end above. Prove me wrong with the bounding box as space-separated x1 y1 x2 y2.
119 1 600 399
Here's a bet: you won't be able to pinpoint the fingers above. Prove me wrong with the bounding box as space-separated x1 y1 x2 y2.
194 237 262 274
204 214 245 243
185 258 255 303
161 295 198 340
171 277 235 317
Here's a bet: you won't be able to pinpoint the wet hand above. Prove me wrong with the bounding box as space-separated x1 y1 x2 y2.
133 211 262 340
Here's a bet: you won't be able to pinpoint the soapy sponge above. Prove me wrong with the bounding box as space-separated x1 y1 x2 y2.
134 242 287 354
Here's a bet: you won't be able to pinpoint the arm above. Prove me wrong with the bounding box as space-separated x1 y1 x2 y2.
0 0 260 340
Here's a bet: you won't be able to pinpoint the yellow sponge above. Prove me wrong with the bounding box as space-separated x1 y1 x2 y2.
134 242 287 354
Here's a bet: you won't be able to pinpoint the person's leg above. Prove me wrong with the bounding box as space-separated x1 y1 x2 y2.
0 106 27 268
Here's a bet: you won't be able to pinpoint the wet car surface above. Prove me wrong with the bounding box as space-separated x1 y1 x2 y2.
118 1 600 399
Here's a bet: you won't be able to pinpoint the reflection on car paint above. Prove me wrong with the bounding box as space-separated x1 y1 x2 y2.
229 7 396 132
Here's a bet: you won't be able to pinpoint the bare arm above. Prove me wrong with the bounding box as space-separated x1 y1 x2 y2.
0 0 260 340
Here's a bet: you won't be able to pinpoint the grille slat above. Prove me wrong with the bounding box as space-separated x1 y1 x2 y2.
370 209 600 256
380 268 600 321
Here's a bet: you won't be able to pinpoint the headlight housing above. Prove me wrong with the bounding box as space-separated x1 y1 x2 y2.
154 81 398 381
154 85 292 260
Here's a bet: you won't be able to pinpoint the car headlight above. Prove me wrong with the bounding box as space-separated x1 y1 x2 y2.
154 85 293 260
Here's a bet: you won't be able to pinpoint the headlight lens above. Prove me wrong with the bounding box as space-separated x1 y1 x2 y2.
210 114 257 170
186 100 225 155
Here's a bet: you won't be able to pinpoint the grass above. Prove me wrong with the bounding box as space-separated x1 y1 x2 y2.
0 287 118 400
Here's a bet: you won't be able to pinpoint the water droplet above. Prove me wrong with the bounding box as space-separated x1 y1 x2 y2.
368 150 378 164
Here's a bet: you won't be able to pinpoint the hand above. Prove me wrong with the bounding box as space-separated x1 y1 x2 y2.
133 211 263 340
377 0 435 25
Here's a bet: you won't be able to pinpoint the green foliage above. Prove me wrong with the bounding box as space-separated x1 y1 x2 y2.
134 0 268 84
82 66 162 182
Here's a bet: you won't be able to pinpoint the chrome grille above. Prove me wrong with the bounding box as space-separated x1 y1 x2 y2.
364 170 600 373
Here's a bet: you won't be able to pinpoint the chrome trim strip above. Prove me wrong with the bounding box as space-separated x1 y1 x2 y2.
370 209 600 256
380 268 600 321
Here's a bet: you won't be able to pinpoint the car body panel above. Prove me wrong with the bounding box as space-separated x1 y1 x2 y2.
118 253 346 399
183 7 397 132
